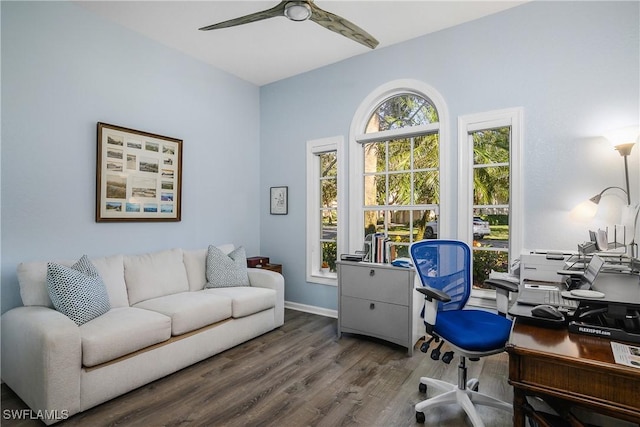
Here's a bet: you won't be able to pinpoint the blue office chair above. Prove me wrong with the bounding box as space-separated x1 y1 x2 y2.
410 239 513 426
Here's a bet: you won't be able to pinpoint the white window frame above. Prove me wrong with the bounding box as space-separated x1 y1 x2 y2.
306 136 346 286
348 79 450 253
457 108 524 299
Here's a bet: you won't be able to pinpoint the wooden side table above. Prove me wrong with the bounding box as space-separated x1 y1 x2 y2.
247 263 282 274
257 263 282 274
247 256 282 274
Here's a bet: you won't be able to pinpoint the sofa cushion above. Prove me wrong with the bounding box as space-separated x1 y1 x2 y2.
124 248 189 305
183 244 234 291
205 246 250 288
91 254 129 307
134 291 232 336
46 256 111 326
203 286 276 318
17 254 128 308
17 261 59 307
79 307 171 367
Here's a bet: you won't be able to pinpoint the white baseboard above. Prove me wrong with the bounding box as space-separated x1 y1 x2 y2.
284 301 337 319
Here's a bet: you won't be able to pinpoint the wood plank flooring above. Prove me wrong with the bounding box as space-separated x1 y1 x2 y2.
1 310 513 426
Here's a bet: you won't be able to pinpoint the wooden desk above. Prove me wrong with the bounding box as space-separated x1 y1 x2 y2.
507 320 640 426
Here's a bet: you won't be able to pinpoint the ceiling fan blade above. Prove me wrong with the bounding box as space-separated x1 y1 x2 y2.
308 3 379 49
199 1 287 31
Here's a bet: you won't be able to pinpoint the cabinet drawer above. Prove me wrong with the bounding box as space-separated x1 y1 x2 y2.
340 265 410 305
341 296 409 344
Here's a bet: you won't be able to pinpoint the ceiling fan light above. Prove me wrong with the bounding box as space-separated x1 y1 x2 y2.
284 2 312 21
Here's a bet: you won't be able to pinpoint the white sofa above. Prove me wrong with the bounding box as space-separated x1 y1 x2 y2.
0 245 284 425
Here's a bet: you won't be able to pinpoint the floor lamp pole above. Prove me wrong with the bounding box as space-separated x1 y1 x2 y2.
615 142 634 205
623 154 631 205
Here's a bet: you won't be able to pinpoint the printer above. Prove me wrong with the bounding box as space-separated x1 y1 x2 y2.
519 251 572 285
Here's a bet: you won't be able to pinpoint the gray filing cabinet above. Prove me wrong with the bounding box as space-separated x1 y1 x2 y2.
337 261 422 355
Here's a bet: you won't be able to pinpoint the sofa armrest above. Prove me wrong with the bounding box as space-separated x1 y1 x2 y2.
1 306 82 424
247 269 284 327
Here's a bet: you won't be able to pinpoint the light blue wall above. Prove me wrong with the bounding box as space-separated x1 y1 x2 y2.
2 2 638 315
1 2 261 312
260 1 639 310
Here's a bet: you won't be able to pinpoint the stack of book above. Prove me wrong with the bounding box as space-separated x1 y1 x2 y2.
366 233 391 264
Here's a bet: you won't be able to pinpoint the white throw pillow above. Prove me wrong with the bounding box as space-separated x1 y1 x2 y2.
46 255 111 325
205 245 250 288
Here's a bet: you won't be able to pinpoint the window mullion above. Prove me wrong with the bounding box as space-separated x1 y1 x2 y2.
356 122 440 144
410 137 415 206
474 162 509 168
385 141 390 207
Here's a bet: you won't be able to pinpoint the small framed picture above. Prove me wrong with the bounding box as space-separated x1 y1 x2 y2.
270 186 288 215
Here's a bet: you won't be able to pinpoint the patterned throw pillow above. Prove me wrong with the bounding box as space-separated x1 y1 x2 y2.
46 255 111 326
205 245 250 288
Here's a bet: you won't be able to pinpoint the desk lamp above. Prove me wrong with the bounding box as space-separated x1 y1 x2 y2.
571 186 630 220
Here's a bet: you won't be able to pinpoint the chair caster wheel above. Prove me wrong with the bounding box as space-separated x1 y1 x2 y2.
418 383 427 393
416 411 425 423
441 351 454 364
467 378 479 391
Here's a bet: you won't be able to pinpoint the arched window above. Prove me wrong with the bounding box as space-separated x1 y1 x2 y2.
365 94 438 131
349 80 450 259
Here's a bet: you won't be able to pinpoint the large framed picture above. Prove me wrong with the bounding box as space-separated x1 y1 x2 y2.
96 122 182 222
270 186 288 215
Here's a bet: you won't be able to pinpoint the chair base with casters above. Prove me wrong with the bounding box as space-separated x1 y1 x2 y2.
410 240 515 427
415 353 512 426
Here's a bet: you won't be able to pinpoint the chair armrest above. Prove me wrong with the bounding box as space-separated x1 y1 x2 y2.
416 286 451 302
484 278 519 317
415 286 449 329
247 268 285 327
1 306 82 422
484 278 519 293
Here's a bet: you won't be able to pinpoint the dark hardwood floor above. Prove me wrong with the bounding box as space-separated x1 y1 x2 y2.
1 310 512 426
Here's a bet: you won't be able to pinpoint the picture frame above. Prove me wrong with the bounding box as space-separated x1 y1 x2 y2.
96 122 182 222
270 186 288 215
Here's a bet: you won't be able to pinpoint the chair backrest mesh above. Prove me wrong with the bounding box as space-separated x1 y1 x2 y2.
410 239 472 311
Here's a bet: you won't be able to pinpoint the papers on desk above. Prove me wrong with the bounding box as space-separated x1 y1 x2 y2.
611 341 640 369
590 226 627 253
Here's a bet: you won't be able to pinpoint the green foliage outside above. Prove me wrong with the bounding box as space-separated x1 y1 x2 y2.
322 241 337 272
473 250 509 288
486 214 508 225
484 224 509 241
473 127 510 206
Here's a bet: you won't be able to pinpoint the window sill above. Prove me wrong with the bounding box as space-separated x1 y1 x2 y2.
307 272 337 286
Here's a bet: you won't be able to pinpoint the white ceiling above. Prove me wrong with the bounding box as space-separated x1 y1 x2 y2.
77 1 528 86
